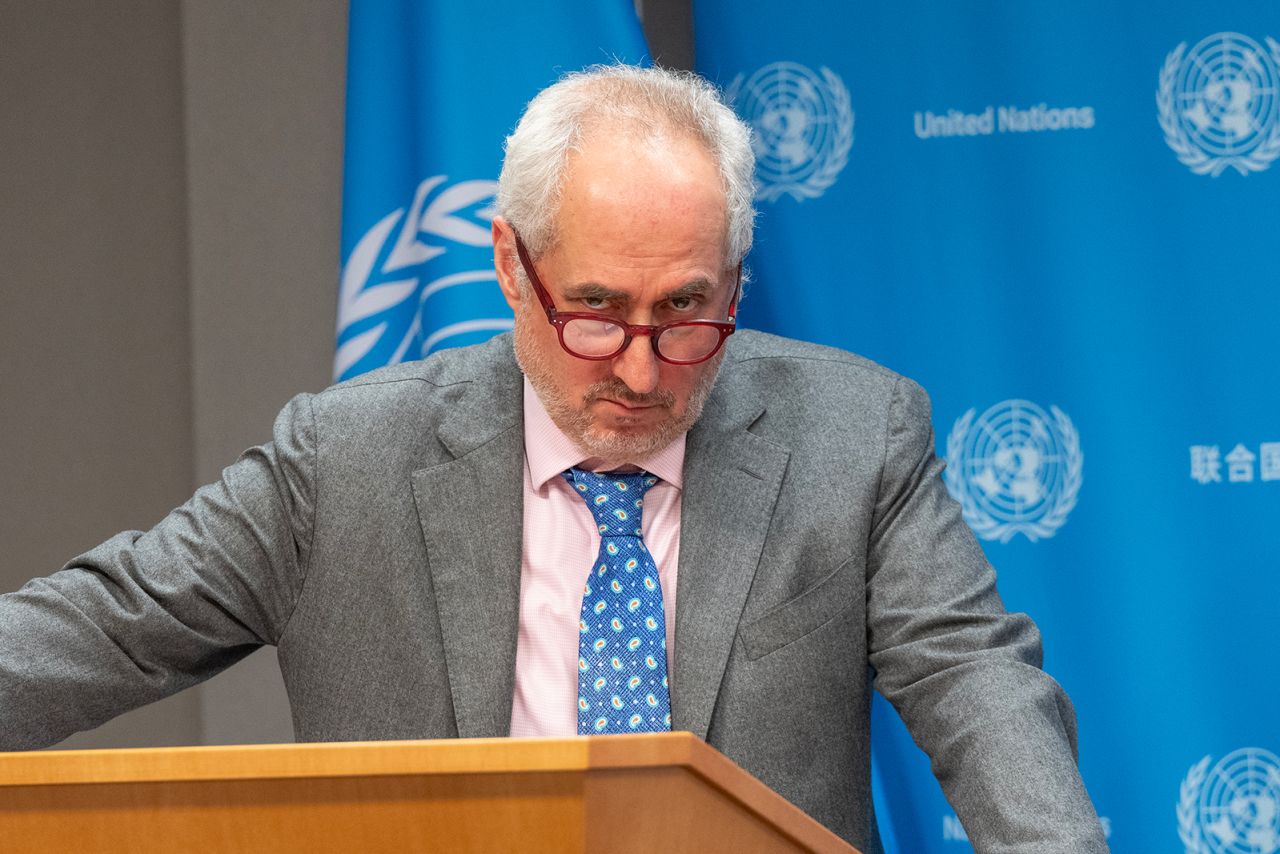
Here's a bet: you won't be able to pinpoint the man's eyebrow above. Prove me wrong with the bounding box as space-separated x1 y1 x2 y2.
561 282 628 301
665 279 716 299
560 279 717 303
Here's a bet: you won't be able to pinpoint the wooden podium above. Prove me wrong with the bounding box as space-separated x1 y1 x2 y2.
0 732 858 852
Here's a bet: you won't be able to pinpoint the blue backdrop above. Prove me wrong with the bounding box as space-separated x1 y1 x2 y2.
693 2 1280 852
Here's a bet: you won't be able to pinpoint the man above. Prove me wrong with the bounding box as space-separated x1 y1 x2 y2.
0 66 1106 852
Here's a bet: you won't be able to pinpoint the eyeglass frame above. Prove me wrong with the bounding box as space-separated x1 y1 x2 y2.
510 228 740 366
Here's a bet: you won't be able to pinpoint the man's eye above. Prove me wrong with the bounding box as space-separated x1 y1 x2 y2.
669 296 696 311
581 297 608 311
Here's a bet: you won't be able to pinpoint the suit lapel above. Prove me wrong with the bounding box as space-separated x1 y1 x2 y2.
411 356 524 738
407 339 790 740
673 379 790 739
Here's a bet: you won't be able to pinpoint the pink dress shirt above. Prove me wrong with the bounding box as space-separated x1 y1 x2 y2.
508 378 684 738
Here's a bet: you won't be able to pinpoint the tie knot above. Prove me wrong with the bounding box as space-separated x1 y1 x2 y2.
562 468 659 537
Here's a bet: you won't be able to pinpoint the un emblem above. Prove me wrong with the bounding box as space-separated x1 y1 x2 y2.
725 62 854 202
335 176 512 382
944 400 1082 543
1179 748 1280 854
1158 33 1280 176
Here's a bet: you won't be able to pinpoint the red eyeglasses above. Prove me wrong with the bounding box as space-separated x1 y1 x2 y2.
512 230 739 366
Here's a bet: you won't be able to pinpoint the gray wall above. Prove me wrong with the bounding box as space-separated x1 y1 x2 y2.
1 0 202 748
0 0 346 748
181 0 347 746
0 0 689 749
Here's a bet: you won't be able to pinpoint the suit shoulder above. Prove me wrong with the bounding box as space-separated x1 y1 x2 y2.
291 333 520 452
710 331 934 468
724 329 911 393
315 333 516 404
326 332 516 390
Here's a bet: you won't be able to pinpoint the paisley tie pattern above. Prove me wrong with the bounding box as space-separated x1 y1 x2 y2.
563 467 672 735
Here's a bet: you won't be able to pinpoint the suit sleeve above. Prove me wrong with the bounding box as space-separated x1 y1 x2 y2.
865 377 1108 853
0 393 316 750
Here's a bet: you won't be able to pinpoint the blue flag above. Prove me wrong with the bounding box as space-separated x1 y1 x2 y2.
335 1 648 381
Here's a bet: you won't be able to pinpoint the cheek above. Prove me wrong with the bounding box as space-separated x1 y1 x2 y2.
541 337 609 396
563 361 607 396
660 365 703 406
520 307 572 370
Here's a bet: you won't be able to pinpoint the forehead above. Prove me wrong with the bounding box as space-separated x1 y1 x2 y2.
550 131 729 270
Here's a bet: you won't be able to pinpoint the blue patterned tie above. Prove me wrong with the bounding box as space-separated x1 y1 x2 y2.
563 467 672 735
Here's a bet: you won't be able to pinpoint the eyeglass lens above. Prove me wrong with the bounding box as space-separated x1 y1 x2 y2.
562 318 721 361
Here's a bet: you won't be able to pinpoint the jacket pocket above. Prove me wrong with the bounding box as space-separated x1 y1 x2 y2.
739 556 859 661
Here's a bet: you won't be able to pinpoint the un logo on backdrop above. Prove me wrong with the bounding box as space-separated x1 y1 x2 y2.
1179 748 1280 854
1158 33 1280 176
944 400 1082 543
725 62 854 202
335 176 512 381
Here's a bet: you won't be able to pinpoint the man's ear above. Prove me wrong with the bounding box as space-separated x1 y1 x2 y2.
492 217 523 312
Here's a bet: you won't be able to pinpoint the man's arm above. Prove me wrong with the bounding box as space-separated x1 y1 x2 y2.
0 393 316 750
866 377 1108 853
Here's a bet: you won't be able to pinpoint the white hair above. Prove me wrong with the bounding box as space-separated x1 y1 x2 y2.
496 64 755 269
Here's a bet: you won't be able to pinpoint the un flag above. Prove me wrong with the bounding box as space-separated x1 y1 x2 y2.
335 1 648 381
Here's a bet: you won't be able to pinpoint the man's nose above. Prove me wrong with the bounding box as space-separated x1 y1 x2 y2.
610 335 660 395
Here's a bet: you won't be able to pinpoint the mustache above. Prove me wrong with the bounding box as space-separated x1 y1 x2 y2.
583 380 675 408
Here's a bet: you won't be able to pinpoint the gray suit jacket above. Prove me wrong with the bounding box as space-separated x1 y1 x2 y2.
0 331 1105 852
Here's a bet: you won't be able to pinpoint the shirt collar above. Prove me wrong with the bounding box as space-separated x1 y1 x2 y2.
523 377 686 491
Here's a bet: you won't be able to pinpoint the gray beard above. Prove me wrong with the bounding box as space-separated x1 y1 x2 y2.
513 311 722 466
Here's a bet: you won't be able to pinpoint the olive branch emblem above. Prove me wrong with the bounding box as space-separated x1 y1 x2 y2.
726 64 855 203
944 404 1083 544
335 176 505 380
1157 36 1280 177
